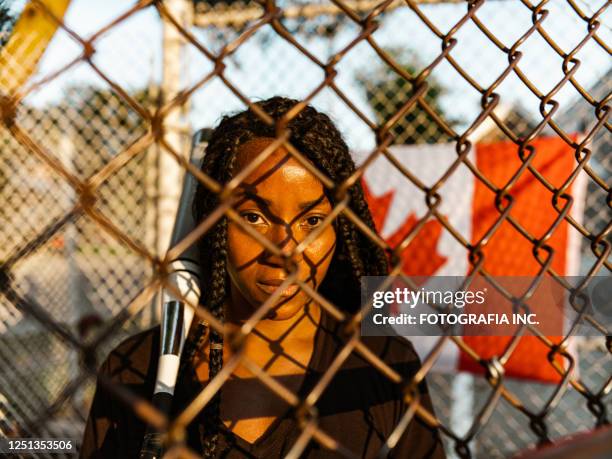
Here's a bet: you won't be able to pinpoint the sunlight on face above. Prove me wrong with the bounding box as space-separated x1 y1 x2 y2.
226 138 336 321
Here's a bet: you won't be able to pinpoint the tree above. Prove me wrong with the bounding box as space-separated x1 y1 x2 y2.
0 0 15 48
60 85 159 176
356 48 458 145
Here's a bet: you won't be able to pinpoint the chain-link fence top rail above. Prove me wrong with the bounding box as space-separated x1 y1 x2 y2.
0 0 610 458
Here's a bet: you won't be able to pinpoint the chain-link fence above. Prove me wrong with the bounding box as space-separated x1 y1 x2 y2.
0 0 610 458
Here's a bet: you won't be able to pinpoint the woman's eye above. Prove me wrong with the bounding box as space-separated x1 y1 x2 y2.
304 215 324 228
242 212 264 224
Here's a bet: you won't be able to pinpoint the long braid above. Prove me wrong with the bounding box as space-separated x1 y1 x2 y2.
189 139 240 457
349 184 390 276
176 219 228 458
199 217 227 458
178 321 207 377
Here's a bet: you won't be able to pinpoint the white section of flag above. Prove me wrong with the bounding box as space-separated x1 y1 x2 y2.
359 143 474 276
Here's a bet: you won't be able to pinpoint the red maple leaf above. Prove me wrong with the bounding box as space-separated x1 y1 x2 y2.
362 178 447 278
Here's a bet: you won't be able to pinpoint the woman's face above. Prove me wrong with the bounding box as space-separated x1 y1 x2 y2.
226 137 336 321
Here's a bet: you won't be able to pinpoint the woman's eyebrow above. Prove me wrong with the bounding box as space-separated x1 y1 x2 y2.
239 192 326 211
298 196 327 210
240 191 271 207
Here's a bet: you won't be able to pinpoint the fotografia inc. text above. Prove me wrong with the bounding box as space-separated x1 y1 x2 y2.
371 312 539 326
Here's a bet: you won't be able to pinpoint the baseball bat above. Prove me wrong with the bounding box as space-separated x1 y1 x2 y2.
139 130 210 458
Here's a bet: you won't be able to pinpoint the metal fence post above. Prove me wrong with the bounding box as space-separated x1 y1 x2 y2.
153 0 194 326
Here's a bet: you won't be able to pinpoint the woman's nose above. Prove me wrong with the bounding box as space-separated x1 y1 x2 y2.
263 223 302 268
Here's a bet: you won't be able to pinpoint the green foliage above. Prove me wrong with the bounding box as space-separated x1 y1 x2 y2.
59 85 159 176
356 48 458 145
64 85 156 134
0 0 15 48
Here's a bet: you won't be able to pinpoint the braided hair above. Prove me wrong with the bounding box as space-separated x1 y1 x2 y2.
182 96 389 457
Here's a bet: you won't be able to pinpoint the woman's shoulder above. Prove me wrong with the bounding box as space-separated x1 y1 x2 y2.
98 326 161 386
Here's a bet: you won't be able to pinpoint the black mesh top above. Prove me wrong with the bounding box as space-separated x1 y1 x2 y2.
80 307 446 458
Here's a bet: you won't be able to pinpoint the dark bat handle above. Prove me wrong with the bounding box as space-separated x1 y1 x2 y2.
139 391 173 459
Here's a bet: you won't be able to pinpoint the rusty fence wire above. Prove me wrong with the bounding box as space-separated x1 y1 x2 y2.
0 0 610 458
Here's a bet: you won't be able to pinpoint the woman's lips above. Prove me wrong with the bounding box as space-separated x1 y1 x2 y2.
256 280 299 297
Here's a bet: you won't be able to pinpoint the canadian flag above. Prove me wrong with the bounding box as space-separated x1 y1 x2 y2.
359 136 586 383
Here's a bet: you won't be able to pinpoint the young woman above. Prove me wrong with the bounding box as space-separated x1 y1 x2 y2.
81 97 446 458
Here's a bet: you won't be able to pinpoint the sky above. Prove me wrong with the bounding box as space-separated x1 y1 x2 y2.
7 0 611 151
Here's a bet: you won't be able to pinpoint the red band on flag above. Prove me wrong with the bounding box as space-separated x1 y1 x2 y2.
460 136 577 382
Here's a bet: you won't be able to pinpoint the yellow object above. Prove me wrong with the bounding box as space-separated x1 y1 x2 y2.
0 0 72 94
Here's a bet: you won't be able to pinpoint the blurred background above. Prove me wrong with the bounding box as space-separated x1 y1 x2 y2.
0 0 610 457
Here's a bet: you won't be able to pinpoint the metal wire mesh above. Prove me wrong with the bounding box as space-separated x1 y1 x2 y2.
0 0 610 458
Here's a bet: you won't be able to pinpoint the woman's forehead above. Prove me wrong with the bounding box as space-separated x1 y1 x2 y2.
235 137 292 171
235 137 327 199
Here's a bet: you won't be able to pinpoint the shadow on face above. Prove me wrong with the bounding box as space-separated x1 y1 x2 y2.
226 137 337 321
